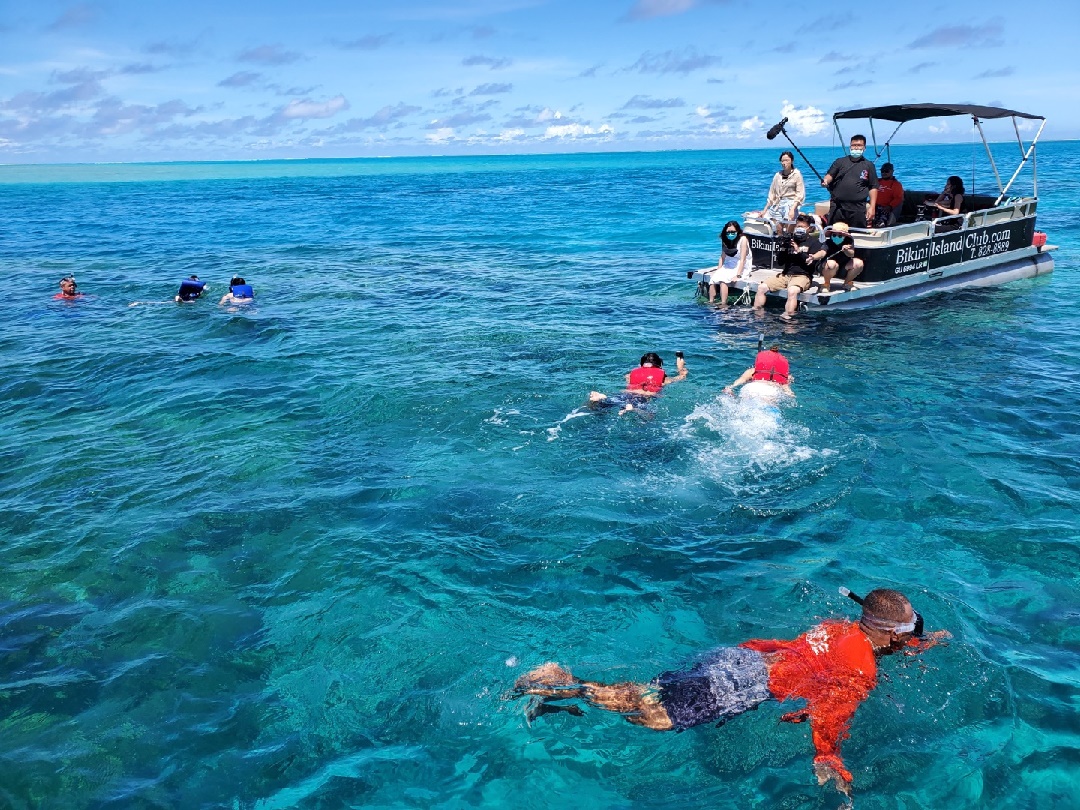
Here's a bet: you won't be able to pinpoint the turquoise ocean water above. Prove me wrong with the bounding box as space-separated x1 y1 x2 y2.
1 142 1077 809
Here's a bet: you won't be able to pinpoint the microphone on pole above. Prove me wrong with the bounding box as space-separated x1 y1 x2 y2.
766 117 789 140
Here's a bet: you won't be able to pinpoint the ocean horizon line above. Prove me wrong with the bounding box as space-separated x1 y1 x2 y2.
2 137 1075 172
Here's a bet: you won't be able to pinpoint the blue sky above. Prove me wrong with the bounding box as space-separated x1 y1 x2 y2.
0 0 1070 163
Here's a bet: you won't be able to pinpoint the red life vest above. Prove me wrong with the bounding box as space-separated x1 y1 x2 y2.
628 365 666 393
752 350 789 385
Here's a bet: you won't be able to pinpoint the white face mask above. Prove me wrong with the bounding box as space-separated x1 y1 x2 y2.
849 147 864 158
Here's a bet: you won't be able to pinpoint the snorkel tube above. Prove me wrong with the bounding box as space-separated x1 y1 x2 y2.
766 117 825 183
840 587 924 637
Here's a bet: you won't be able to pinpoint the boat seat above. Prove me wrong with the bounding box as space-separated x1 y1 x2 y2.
897 191 999 224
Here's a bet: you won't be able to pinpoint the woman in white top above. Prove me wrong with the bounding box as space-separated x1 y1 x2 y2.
707 220 751 305
762 151 805 234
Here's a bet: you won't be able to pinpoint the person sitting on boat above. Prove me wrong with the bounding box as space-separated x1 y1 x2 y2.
511 586 949 799
873 163 904 227
761 151 805 234
752 215 821 319
589 352 688 414
175 275 208 303
723 344 794 400
219 276 255 306
821 135 878 229
53 275 84 300
705 221 751 305
926 176 965 231
819 222 863 294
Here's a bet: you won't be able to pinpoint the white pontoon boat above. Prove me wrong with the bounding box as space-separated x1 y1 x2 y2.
690 104 1055 313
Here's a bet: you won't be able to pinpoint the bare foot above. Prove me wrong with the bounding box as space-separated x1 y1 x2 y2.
514 663 581 697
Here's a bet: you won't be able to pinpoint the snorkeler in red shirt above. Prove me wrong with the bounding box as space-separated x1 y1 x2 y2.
511 587 949 798
53 275 84 300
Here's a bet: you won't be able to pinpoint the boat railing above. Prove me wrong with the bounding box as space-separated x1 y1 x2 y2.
745 195 1038 250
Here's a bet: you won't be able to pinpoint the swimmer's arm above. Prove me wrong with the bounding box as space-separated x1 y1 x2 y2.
807 688 871 796
723 367 754 395
663 357 687 386
218 293 232 305
903 629 952 655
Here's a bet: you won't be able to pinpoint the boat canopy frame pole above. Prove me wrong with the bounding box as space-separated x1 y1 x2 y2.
996 117 1046 204
871 120 905 161
973 116 1005 196
843 118 904 162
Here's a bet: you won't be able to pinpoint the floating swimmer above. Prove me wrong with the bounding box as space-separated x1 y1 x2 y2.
219 276 255 306
175 275 208 303
588 351 688 415
724 342 794 402
53 275 84 300
511 586 951 800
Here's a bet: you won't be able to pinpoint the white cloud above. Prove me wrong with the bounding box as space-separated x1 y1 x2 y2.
740 116 762 132
928 123 950 134
495 128 525 141
696 106 710 117
537 107 562 122
779 101 827 136
278 95 348 120
543 123 614 139
426 127 454 143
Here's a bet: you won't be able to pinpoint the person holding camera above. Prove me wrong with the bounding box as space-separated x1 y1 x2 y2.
753 213 823 319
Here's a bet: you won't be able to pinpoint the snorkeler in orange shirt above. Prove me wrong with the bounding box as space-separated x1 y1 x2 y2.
511 587 949 798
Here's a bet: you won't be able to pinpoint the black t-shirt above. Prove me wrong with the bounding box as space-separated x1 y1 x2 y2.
781 233 825 277
823 233 855 261
826 156 879 203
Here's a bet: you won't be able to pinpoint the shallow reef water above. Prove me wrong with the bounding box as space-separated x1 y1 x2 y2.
1 143 1078 808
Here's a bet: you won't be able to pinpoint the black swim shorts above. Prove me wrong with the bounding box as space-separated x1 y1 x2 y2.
656 647 771 730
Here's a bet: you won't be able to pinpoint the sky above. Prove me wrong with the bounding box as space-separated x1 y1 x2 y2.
0 0 1072 163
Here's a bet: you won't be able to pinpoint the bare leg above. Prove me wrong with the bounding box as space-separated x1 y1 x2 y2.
753 284 768 309
514 663 674 731
843 259 864 289
783 283 801 316
820 260 838 294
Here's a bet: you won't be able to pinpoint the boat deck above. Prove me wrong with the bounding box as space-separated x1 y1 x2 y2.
691 243 1056 313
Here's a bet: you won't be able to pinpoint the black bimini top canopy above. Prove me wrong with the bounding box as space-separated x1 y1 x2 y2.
833 104 1044 122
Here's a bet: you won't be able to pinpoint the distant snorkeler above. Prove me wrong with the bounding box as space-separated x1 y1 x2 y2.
175 275 208 303
219 276 255 306
724 343 793 403
588 351 688 415
511 587 950 800
54 275 84 300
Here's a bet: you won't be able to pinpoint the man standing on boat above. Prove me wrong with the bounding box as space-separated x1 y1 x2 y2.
822 135 878 229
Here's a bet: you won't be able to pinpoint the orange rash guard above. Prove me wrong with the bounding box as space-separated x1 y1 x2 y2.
740 620 876 783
